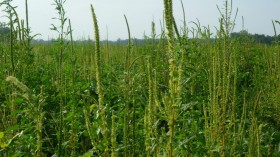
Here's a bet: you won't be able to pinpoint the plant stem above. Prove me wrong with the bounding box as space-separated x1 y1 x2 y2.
91 4 109 155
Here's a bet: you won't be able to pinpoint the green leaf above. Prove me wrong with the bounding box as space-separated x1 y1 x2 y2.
79 150 93 157
0 132 3 139
0 143 8 149
90 104 97 112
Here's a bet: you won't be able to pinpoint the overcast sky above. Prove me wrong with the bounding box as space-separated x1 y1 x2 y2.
1 0 280 40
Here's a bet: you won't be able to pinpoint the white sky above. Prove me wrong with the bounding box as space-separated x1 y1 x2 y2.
1 0 280 40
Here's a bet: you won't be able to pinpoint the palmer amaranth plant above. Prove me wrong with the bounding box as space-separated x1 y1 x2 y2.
0 0 279 156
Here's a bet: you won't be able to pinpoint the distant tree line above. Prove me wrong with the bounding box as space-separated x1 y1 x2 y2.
1 22 279 45
0 24 9 34
0 22 10 42
231 30 280 44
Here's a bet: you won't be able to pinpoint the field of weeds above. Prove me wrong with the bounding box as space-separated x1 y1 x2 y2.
0 0 279 156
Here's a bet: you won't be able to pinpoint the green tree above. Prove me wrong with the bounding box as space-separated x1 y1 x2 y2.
0 22 10 42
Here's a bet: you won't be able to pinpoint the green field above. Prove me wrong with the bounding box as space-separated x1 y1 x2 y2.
0 0 280 156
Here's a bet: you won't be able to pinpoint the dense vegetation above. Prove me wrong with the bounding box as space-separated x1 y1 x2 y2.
0 0 280 156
